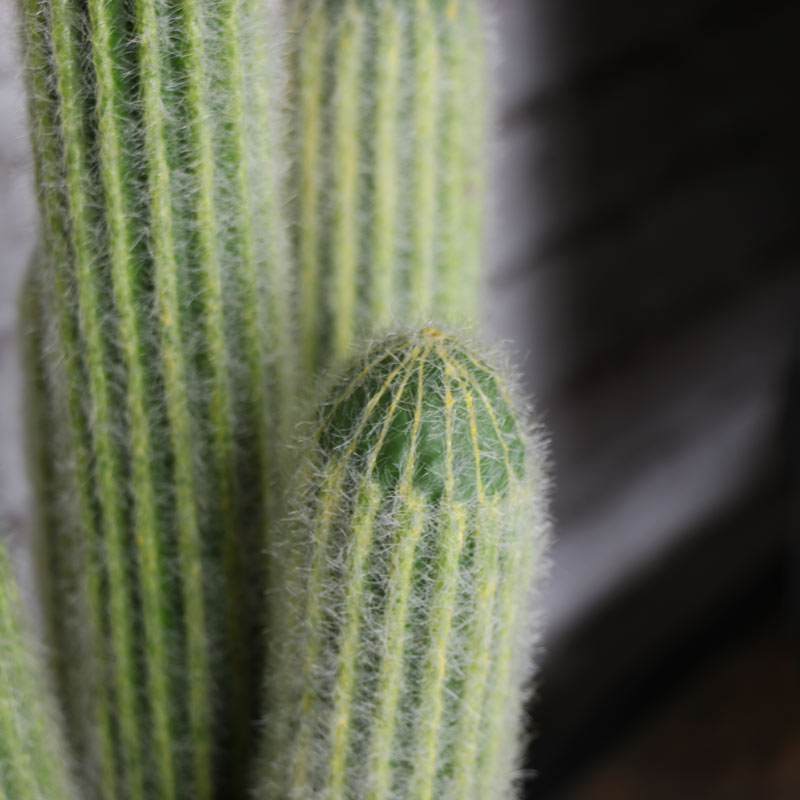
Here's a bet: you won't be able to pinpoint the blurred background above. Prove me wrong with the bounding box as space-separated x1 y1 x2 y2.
1 0 799 797
484 1 800 797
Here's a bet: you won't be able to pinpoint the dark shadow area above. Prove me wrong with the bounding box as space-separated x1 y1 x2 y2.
529 557 790 798
486 0 800 794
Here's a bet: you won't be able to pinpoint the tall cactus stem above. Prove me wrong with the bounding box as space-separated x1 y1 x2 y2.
289 0 489 376
17 0 291 793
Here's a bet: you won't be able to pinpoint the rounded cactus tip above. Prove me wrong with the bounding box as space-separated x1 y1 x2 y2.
263 326 551 800
310 325 546 505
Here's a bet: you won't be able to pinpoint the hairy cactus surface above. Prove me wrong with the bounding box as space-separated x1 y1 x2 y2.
289 0 488 377
260 328 550 800
17 0 291 795
0 536 77 800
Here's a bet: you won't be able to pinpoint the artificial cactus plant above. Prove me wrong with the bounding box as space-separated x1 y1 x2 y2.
0 536 77 800
260 327 549 800
17 0 291 794
289 0 488 377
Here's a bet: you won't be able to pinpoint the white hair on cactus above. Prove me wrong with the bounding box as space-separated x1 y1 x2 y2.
0 536 78 800
260 327 551 800
287 0 490 379
17 0 292 795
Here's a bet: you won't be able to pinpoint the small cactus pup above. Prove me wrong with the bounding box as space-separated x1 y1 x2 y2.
260 327 550 800
289 0 489 377
0 535 77 800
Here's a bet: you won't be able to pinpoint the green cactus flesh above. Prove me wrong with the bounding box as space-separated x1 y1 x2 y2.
261 328 550 800
0 538 77 800
17 0 291 795
290 0 488 377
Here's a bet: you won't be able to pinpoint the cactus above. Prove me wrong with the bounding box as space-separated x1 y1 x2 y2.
289 0 489 377
260 327 550 800
0 536 77 800
17 0 291 794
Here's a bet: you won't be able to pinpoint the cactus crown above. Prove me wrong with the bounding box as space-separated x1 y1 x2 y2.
315 327 527 503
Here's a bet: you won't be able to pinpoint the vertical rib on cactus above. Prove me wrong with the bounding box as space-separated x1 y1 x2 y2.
289 0 488 377
18 3 121 786
409 0 438 319
48 2 147 797
133 0 215 793
260 328 550 800
0 537 78 800
20 263 117 799
370 2 401 330
86 0 175 794
17 0 291 795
